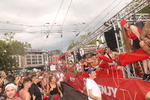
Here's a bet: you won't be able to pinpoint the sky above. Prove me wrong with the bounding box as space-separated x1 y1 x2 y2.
0 0 132 52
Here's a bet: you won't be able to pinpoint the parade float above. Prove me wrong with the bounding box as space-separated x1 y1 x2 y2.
58 0 150 100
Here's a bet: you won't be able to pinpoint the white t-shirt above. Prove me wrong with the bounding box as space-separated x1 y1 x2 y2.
76 63 82 72
86 78 102 100
57 73 64 83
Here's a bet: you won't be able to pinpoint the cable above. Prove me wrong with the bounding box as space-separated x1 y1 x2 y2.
0 21 42 27
40 0 64 50
46 0 64 38
61 0 73 38
62 0 118 51
91 0 122 31
71 4 83 32
76 0 117 36
70 0 123 51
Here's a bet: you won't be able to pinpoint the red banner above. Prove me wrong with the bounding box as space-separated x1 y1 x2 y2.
64 72 150 100
118 49 150 66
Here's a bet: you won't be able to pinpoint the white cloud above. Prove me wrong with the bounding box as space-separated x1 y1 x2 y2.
0 0 132 52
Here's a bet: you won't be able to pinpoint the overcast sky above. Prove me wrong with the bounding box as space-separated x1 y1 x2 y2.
0 0 132 52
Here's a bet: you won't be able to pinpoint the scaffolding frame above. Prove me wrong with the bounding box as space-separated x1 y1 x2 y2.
69 0 150 52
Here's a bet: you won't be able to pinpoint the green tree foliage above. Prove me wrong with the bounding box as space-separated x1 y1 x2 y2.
139 5 150 13
67 35 88 50
88 40 97 45
80 35 88 39
67 40 79 51
0 32 31 72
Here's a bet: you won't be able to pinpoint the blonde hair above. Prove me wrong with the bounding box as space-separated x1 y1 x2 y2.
121 26 132 52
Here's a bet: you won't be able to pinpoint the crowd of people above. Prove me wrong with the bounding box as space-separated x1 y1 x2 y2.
57 47 122 76
0 20 149 100
0 71 64 100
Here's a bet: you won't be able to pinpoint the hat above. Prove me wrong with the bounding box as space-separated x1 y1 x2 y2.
120 20 128 25
88 68 96 73
5 83 18 91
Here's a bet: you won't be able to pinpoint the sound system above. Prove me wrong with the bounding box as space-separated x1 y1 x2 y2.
135 21 144 30
104 28 117 51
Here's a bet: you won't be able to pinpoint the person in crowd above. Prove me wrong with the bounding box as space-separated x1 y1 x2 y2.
19 78 34 100
29 75 42 100
37 76 43 89
6 75 15 84
56 71 64 87
82 55 94 72
89 54 100 69
41 75 50 100
5 83 21 100
75 60 84 74
86 68 102 100
104 47 119 66
47 75 63 100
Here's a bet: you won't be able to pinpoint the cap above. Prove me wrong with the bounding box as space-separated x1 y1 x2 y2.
120 20 128 25
88 68 96 73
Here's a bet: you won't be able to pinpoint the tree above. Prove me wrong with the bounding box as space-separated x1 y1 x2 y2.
139 5 150 13
0 32 31 72
67 40 79 50
67 35 88 50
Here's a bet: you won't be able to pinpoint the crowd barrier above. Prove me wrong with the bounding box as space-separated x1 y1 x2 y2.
64 71 150 100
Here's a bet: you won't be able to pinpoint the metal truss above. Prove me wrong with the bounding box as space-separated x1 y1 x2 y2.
68 0 150 52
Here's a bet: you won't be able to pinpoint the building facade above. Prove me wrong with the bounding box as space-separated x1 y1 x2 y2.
20 50 49 69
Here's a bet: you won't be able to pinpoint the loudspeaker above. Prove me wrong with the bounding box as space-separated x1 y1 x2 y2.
136 21 144 30
104 28 117 51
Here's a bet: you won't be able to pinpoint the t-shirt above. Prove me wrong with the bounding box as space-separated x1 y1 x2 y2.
29 83 42 100
56 73 64 83
86 78 101 100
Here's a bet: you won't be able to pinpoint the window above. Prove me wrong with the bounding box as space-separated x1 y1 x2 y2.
39 62 42 64
27 59 31 61
32 56 37 58
32 59 37 61
38 56 42 58
39 59 42 61
27 62 31 64
32 62 37 64
27 56 30 58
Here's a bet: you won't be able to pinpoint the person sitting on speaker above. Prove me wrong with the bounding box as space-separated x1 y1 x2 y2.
120 20 150 81
120 20 142 52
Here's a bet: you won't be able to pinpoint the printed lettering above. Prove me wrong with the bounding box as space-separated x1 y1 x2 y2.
98 85 118 98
